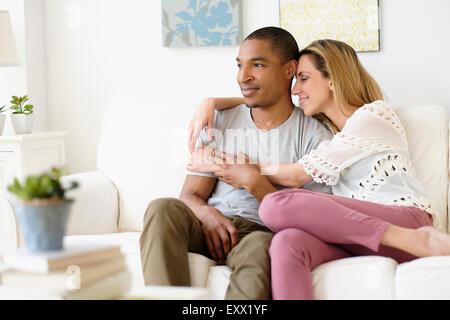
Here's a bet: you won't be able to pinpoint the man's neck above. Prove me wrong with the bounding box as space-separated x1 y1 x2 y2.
250 96 295 131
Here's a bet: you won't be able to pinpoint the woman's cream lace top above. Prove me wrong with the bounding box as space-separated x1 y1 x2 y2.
298 100 441 230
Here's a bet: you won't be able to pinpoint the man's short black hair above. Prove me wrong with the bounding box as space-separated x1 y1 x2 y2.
244 26 300 64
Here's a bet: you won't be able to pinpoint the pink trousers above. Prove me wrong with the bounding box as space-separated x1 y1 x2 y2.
258 188 434 300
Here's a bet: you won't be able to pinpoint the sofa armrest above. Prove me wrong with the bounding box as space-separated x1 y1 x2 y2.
0 196 20 253
62 170 119 235
0 170 119 253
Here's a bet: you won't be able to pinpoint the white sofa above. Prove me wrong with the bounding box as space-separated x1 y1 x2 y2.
2 100 450 299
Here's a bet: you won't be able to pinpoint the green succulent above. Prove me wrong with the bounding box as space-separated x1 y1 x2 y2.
7 167 79 202
0 105 6 114
10 95 34 115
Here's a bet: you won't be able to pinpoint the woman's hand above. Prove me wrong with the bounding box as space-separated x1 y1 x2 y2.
214 150 251 166
187 145 223 173
188 98 216 153
187 146 250 173
187 97 245 153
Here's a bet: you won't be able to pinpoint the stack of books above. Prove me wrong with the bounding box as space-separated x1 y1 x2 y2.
0 244 131 300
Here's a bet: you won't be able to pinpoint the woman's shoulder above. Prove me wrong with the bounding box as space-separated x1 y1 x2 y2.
345 100 409 147
355 100 392 116
351 100 403 129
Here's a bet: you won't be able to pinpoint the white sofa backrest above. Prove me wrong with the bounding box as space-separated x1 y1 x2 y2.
97 97 197 232
97 100 450 233
394 105 448 232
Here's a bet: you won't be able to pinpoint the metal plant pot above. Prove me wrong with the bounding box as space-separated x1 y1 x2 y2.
14 199 73 252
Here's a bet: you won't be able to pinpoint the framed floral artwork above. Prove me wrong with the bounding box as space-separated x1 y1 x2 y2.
280 0 380 52
161 0 242 47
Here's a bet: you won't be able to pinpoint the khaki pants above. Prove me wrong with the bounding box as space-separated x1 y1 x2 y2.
139 197 273 300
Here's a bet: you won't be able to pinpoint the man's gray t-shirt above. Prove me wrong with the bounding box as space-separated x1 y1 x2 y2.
187 104 333 225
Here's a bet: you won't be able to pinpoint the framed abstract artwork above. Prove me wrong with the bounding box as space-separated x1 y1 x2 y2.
161 0 242 47
280 0 380 52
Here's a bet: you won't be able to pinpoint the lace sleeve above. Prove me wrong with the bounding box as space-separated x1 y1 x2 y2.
299 101 409 186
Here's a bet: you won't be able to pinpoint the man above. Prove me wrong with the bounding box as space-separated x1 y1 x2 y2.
139 26 332 299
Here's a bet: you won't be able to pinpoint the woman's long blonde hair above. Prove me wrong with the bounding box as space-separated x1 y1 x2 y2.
300 39 384 133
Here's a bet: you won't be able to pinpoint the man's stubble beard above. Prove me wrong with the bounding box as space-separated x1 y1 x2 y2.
243 98 263 109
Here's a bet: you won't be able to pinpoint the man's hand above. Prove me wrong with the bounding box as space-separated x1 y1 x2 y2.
211 150 261 190
214 163 261 190
199 206 238 264
212 150 278 202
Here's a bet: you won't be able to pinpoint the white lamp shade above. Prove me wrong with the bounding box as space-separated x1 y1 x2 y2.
0 10 20 67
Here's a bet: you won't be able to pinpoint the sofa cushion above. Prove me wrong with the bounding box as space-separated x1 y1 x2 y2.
205 266 231 300
311 256 398 299
395 256 450 299
0 197 18 253
208 255 400 300
394 105 449 231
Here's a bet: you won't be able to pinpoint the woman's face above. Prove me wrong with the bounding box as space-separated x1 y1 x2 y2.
292 54 334 116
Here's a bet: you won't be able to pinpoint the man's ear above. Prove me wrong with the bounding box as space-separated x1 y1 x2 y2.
286 60 297 79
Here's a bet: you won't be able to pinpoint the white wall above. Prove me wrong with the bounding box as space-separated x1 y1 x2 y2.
0 0 47 134
24 0 48 132
0 0 27 135
13 0 450 174
360 0 450 108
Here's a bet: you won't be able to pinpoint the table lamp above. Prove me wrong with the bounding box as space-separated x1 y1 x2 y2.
0 10 20 66
0 10 20 135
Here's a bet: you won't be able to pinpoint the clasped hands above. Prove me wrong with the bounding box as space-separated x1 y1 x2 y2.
187 145 277 264
187 145 261 190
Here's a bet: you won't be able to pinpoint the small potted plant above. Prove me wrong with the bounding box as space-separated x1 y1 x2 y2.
7 167 79 252
10 95 34 134
0 105 6 135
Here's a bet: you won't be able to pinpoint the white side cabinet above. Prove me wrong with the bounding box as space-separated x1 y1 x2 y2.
0 132 67 190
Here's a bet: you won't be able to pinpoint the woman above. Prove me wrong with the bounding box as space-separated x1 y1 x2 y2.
187 39 450 299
